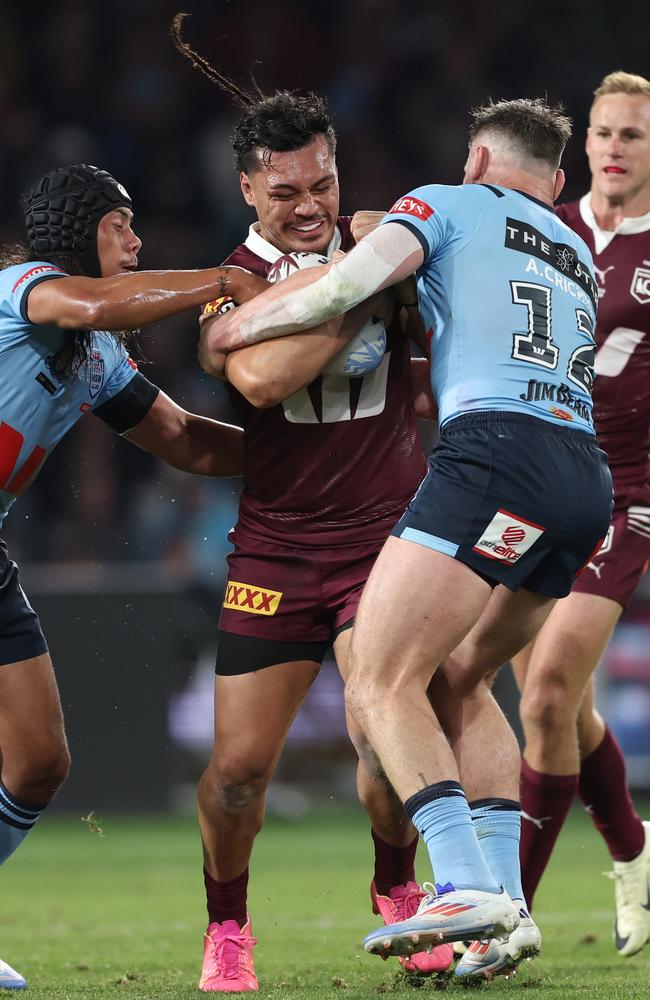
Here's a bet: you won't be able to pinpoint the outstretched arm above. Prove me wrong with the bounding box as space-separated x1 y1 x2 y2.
210 222 424 351
123 390 243 477
25 266 267 331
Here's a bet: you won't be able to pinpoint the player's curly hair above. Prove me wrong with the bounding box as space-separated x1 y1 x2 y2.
171 12 336 173
468 97 572 170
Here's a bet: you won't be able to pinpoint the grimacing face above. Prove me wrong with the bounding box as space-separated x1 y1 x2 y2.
97 208 141 277
240 134 339 255
587 92 650 209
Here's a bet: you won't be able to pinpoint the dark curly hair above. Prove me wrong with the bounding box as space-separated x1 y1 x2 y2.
171 13 337 173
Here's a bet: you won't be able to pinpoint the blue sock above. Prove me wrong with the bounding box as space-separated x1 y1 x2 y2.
405 781 501 892
470 798 526 907
0 782 47 865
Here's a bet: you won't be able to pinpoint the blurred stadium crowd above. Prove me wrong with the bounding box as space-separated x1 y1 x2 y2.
0 0 644 588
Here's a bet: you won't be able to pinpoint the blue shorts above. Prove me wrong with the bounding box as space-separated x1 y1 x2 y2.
392 412 613 598
0 540 48 666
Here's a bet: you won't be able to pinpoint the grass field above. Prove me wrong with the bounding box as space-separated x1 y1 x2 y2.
2 804 650 999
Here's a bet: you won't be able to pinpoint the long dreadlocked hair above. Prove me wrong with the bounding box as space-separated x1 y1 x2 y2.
170 12 337 173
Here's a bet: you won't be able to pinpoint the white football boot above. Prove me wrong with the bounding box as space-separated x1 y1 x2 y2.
606 820 650 957
364 882 519 959
454 905 541 980
0 958 26 990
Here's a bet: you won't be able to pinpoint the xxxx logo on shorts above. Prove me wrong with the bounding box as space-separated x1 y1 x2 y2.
223 580 282 615
473 509 544 564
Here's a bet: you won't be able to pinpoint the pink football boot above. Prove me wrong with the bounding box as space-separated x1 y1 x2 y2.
371 881 454 974
199 918 259 992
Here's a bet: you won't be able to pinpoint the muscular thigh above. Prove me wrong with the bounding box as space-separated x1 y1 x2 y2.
350 536 491 690
212 660 319 776
0 652 65 757
517 590 622 704
444 584 555 692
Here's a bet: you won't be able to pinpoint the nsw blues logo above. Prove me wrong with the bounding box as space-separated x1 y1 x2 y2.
88 349 105 397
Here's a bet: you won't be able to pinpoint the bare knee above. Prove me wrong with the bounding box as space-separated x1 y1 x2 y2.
204 754 274 816
3 742 71 804
345 669 393 729
520 667 578 739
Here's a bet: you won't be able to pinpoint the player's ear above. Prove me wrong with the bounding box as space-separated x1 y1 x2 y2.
240 172 255 207
552 168 565 203
464 144 489 184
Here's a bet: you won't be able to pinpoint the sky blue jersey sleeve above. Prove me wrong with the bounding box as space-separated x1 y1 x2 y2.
0 262 68 328
380 185 468 261
89 333 140 410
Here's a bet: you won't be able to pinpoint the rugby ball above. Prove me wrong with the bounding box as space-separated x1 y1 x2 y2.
267 251 387 378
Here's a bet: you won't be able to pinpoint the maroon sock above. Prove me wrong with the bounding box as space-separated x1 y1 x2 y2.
578 726 645 862
371 828 418 896
204 867 249 928
519 759 578 909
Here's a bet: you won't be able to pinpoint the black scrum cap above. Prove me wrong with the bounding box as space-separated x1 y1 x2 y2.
24 164 132 277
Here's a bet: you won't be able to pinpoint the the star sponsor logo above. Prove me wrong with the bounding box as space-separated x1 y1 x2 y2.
223 580 282 616
555 246 575 272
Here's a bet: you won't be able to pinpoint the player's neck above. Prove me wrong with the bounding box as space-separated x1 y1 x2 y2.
478 167 554 208
589 186 650 231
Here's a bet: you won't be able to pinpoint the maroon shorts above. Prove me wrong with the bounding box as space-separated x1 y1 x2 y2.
219 536 382 642
573 506 650 607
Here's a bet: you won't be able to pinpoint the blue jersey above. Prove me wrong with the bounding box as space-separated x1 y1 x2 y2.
383 184 599 433
0 261 139 527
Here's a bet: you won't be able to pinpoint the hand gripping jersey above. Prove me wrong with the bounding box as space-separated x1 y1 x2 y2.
220 219 427 548
556 197 650 509
0 262 142 528
384 185 599 434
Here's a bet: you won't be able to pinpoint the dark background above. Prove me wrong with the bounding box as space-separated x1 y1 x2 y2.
3 0 649 808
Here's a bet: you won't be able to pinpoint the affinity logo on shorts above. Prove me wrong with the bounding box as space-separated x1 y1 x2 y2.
472 509 544 564
223 580 282 615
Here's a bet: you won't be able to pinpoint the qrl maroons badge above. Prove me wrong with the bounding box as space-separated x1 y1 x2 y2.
89 349 105 397
630 266 650 305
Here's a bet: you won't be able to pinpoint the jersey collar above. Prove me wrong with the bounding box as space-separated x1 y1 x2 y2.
244 222 343 262
579 193 650 253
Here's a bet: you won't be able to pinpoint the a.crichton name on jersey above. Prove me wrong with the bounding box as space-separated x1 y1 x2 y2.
505 218 598 310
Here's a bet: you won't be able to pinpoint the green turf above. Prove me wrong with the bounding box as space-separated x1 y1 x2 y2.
2 803 649 998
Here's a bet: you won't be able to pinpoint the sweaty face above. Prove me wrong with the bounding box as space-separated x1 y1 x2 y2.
240 135 339 255
586 93 650 210
96 208 141 277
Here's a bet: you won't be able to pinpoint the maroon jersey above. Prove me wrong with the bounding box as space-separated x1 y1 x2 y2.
556 198 650 508
221 218 427 547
